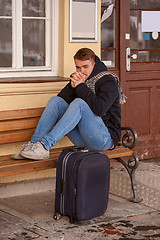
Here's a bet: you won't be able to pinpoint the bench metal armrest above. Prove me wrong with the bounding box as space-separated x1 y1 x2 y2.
121 126 138 150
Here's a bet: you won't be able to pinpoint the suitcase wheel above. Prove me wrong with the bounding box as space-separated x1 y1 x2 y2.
53 212 61 220
69 217 75 224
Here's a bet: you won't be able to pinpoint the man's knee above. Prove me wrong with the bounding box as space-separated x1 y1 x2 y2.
70 98 91 114
47 96 57 106
71 98 87 107
47 96 66 107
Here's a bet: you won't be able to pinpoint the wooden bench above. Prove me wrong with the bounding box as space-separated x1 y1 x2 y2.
0 108 142 203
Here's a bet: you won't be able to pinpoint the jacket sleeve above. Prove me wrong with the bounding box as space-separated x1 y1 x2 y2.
75 75 119 116
57 81 76 104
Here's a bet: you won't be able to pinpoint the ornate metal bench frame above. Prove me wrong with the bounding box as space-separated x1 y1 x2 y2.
116 126 142 203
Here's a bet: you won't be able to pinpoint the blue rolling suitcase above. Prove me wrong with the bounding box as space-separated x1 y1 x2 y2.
54 147 110 223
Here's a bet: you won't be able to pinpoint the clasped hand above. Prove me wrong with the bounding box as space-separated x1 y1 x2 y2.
70 71 86 88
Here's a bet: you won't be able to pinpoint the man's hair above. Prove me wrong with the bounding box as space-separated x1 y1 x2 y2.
74 48 95 63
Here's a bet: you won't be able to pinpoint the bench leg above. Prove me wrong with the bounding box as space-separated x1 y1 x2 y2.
116 152 143 203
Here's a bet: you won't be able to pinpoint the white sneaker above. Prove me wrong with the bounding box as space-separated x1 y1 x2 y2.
20 142 49 160
11 152 26 160
11 142 34 160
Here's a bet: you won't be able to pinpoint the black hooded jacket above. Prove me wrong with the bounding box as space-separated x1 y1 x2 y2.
58 56 121 147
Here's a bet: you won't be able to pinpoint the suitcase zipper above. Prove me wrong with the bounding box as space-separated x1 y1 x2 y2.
60 151 74 214
69 154 82 223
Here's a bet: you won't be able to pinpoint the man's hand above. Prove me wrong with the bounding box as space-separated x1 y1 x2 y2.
70 71 86 88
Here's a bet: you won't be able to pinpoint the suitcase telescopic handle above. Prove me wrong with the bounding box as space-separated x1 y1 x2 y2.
71 146 90 152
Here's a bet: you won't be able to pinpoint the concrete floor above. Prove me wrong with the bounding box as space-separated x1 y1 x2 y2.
0 159 160 240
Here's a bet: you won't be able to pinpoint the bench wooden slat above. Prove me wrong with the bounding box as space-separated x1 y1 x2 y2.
102 146 133 159
0 159 35 167
0 159 57 177
0 118 39 132
0 150 59 177
0 146 133 178
0 129 35 144
0 108 44 121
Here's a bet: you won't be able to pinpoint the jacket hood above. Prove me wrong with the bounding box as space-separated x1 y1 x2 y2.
87 55 108 80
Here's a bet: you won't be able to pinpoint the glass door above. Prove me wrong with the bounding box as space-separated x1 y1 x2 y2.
120 0 160 159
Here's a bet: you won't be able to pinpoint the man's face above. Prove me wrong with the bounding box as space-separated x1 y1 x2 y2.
74 59 95 80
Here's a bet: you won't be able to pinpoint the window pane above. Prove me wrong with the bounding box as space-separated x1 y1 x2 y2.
22 0 45 17
139 12 160 50
101 49 115 67
139 51 160 62
0 19 12 67
101 1 115 67
139 0 160 9
130 10 137 49
0 0 12 16
101 0 115 6
101 7 115 48
130 0 137 9
139 32 160 49
23 20 45 66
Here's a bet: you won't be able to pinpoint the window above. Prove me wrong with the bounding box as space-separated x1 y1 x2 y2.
0 0 58 78
70 0 98 42
130 0 160 63
101 0 116 67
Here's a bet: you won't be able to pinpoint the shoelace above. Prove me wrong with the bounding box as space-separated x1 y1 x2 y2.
22 142 33 148
30 142 42 152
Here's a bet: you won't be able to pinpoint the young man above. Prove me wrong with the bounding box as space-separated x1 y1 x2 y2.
12 48 121 160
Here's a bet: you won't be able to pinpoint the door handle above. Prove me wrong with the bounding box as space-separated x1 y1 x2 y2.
130 54 137 60
126 47 131 71
126 47 137 71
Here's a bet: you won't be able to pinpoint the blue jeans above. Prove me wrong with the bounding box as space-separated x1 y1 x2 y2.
31 96 113 151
